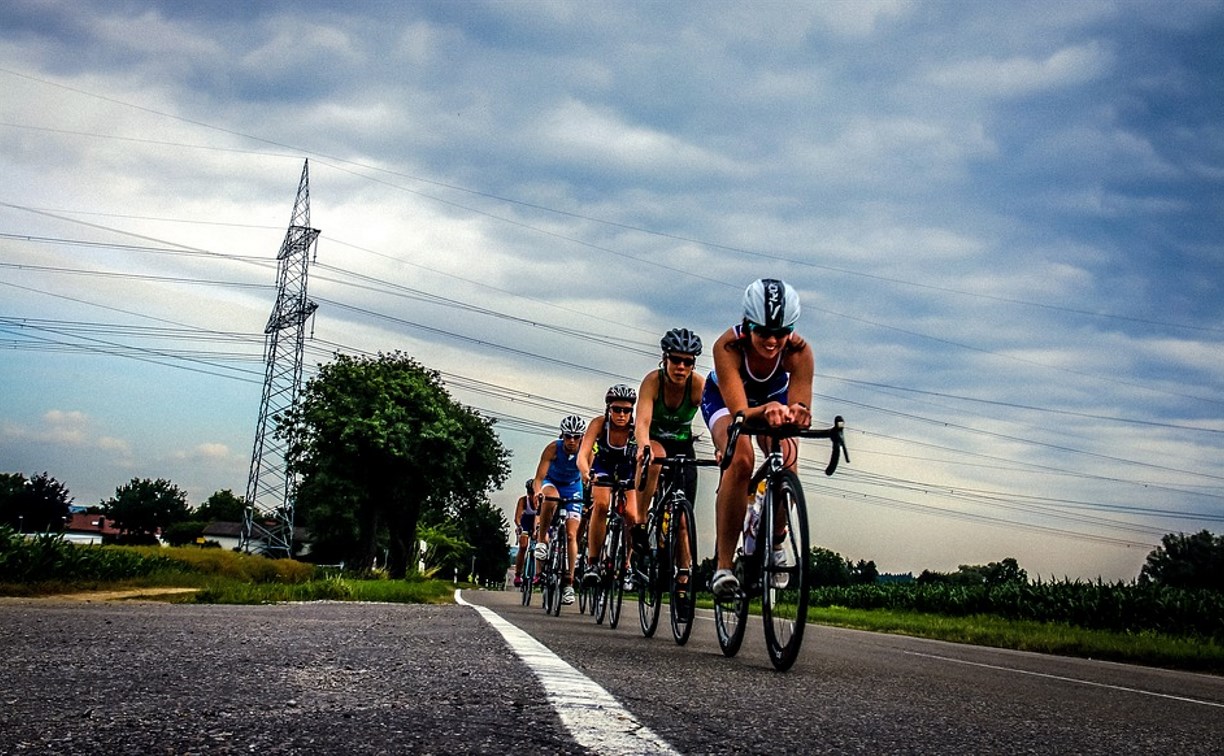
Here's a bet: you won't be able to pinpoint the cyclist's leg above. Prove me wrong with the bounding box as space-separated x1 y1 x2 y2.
585 485 611 583
536 487 558 557
515 527 529 584
711 413 754 572
564 510 580 592
639 439 667 516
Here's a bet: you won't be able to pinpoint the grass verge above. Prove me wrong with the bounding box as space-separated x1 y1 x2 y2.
811 605 1224 675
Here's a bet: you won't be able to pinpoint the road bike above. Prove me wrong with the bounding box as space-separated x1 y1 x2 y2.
519 481 538 607
574 492 594 615
636 448 718 644
590 472 635 629
530 484 581 617
713 414 848 671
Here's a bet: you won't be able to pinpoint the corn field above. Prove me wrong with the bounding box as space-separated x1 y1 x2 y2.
0 527 187 583
810 579 1224 641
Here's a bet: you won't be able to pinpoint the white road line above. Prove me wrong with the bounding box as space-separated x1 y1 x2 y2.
455 590 680 755
904 650 1224 709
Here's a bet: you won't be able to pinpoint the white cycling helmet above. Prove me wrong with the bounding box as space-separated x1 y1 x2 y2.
742 278 800 330
559 415 586 436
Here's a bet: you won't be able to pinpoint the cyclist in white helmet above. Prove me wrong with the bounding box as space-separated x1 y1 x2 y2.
700 278 814 600
531 414 587 605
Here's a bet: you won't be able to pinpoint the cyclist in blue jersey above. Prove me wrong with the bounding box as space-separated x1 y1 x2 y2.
531 414 587 605
579 384 640 588
701 278 814 599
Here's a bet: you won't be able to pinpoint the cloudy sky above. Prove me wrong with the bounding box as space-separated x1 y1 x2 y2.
2 0 1222 581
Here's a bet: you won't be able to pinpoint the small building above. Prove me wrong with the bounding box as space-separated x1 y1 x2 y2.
62 513 123 545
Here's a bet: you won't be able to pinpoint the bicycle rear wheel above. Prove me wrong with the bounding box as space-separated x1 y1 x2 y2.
638 514 662 637
520 549 535 607
668 498 697 646
608 520 627 629
714 554 749 657
761 470 810 671
575 551 590 615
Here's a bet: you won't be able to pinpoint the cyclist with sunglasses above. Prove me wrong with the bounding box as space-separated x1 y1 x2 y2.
700 278 814 600
635 328 705 523
579 384 640 588
531 414 587 605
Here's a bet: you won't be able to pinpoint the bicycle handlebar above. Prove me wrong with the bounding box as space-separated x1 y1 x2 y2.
525 479 583 504
720 414 849 476
637 446 720 491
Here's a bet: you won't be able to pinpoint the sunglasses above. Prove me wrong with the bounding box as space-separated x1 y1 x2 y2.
608 406 633 415
562 433 583 440
666 354 696 367
748 322 794 339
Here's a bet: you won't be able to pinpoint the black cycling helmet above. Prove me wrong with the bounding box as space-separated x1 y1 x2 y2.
604 383 637 405
660 327 702 356
742 278 800 330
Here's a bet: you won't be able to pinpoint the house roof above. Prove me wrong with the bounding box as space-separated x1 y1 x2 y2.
64 513 122 536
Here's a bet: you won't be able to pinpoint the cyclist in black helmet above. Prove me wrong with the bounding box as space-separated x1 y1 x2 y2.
578 384 640 588
635 327 705 518
700 278 814 600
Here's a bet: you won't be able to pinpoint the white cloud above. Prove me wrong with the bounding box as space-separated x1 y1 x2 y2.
926 41 1113 97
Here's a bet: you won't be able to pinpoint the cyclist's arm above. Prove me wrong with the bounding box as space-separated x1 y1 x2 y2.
634 370 658 455
532 442 556 499
782 334 815 428
577 415 600 486
711 326 759 422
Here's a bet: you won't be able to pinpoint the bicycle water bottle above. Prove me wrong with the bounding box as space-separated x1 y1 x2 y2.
661 507 671 537
743 480 765 556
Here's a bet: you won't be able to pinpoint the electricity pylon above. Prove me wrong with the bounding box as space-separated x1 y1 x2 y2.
241 160 320 557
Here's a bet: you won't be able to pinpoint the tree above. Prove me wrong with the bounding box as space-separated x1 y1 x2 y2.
809 547 852 587
852 559 879 585
196 489 247 522
1140 530 1224 591
284 352 510 577
451 497 511 583
103 478 191 542
918 558 1027 587
0 472 72 532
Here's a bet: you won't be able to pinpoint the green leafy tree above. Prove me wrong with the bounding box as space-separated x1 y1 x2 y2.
1140 530 1224 591
852 558 879 585
809 547 852 587
284 352 510 577
918 558 1027 586
103 478 191 542
452 497 511 583
0 472 72 532
196 489 247 522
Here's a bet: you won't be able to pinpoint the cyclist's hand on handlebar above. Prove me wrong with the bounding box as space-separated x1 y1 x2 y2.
762 401 790 427
789 401 812 429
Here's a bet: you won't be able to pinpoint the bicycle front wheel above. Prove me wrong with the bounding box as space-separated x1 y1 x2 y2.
668 498 697 646
638 517 662 637
548 539 565 617
761 469 810 671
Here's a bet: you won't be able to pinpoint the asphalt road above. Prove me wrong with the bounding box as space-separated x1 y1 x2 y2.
1 591 1221 754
